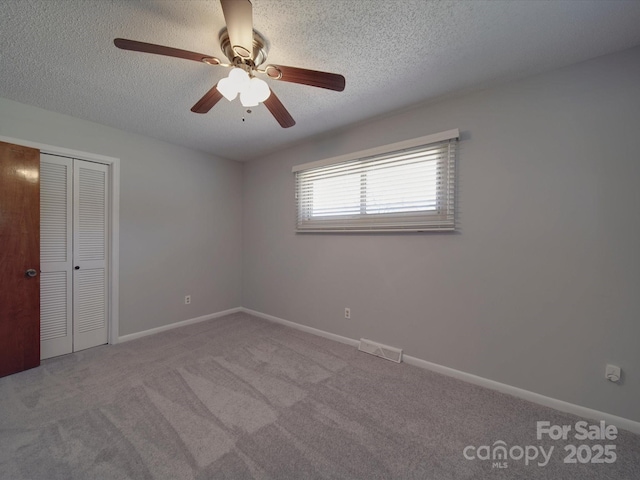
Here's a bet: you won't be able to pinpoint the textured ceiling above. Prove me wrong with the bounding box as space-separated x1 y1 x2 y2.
1 1 640 162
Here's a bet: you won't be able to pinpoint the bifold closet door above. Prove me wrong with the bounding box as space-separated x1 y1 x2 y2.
73 160 109 352
40 154 73 359
40 156 109 358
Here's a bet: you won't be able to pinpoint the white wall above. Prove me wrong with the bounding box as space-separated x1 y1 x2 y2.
0 97 243 336
1 45 638 423
242 46 640 422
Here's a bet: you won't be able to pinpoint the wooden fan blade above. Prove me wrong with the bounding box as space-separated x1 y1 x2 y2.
265 65 345 92
220 0 254 60
191 84 224 114
264 89 295 128
114 38 220 64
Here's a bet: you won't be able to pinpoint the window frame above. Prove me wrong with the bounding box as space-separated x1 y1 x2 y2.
293 129 458 233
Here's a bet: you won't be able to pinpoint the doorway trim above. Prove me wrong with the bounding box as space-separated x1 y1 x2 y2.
0 135 120 343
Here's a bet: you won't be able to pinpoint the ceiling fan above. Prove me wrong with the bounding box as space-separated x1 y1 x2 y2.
114 0 345 128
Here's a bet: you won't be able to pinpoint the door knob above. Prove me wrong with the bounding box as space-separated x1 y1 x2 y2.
75 266 80 270
25 269 38 278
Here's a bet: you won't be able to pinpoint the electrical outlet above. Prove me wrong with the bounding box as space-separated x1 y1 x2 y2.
605 364 621 383
185 295 191 305
344 307 351 319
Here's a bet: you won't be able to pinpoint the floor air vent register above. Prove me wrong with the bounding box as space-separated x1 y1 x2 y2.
358 338 403 363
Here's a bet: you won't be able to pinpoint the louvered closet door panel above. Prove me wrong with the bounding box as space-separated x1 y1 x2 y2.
73 160 109 352
40 154 73 359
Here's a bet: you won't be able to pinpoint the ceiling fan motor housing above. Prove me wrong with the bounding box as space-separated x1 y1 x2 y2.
219 28 269 67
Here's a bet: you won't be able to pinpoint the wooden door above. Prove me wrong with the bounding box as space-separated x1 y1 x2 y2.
0 141 40 377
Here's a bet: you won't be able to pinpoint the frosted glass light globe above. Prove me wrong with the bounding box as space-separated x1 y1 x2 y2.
251 77 271 103
217 77 238 101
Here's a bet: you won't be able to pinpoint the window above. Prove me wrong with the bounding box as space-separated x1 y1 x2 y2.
293 129 458 232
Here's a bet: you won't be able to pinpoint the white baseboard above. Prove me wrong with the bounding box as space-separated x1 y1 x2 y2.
241 308 360 348
401 355 640 436
241 307 640 436
117 307 242 343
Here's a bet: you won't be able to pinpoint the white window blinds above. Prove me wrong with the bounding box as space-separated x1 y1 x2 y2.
293 129 458 232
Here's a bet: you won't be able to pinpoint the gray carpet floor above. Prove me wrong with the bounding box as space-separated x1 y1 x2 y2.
1 312 638 479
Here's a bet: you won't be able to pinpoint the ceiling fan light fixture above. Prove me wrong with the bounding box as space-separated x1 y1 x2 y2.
239 77 271 107
219 68 271 106
217 67 250 101
218 67 256 102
